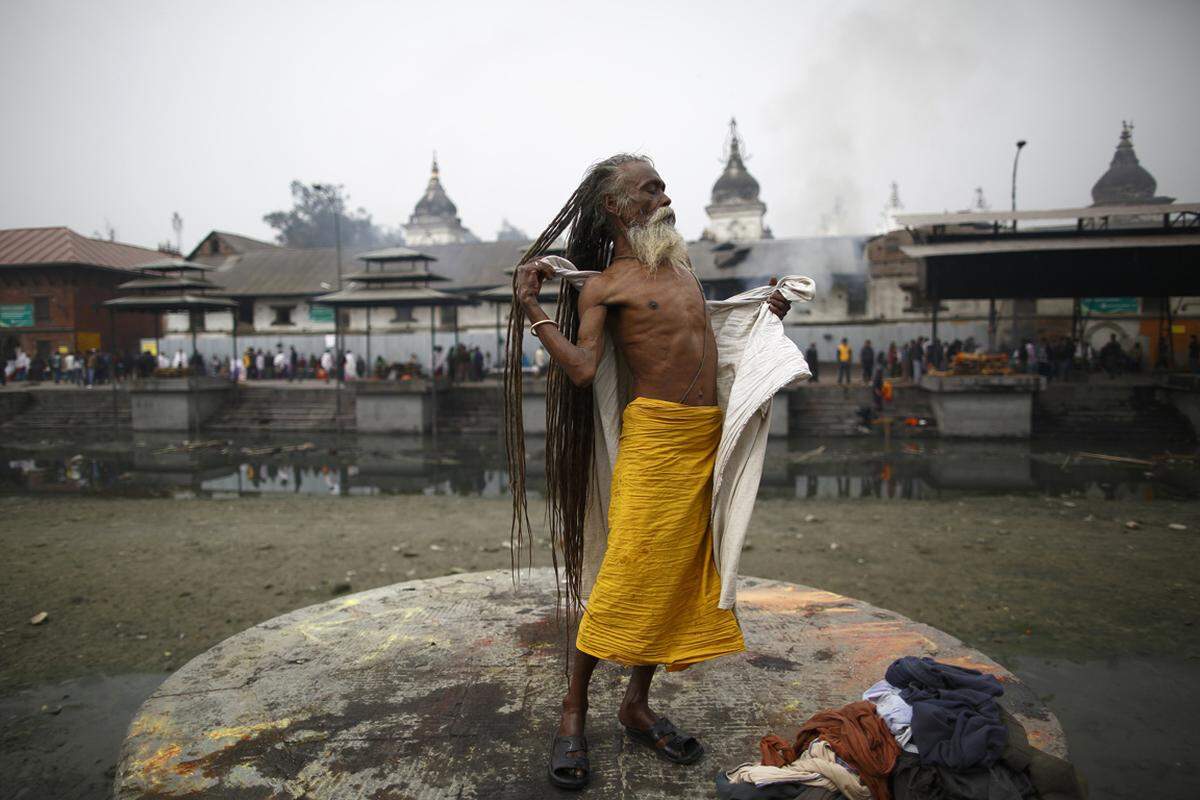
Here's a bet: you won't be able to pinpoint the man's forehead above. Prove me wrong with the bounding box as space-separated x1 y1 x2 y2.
621 160 664 187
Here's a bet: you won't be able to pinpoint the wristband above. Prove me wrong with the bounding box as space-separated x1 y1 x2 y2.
530 319 558 337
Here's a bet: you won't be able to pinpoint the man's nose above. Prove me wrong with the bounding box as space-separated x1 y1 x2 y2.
660 192 672 208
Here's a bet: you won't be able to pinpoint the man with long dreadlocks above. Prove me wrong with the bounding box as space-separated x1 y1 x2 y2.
504 154 813 790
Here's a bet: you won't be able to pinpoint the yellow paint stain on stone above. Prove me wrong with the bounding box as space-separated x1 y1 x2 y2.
738 586 848 612
205 717 292 741
358 632 416 663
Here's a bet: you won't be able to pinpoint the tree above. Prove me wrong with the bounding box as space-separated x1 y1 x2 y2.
263 182 400 249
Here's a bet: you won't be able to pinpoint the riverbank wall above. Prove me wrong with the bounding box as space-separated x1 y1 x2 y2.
1 377 1196 442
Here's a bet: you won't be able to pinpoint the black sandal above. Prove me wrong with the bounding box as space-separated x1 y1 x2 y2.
623 716 704 765
548 734 590 790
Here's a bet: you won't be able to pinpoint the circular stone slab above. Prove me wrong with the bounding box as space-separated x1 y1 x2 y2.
115 570 1065 799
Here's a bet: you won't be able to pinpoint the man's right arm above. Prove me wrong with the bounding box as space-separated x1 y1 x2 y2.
515 261 608 388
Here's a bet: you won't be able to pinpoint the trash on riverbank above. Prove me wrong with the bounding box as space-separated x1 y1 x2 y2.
29 611 48 625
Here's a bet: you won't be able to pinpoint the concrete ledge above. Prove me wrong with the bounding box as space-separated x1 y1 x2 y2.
920 375 1042 438
114 569 1065 799
920 374 1044 393
354 380 433 434
129 377 233 432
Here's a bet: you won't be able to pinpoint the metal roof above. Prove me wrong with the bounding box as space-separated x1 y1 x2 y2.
103 294 238 311
475 283 562 303
902 233 1200 258
341 269 450 283
312 286 473 308
116 276 217 290
894 202 1200 228
356 246 437 262
138 258 218 273
0 226 169 271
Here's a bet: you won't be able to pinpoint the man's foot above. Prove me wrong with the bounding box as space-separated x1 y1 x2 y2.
618 704 704 765
548 702 589 789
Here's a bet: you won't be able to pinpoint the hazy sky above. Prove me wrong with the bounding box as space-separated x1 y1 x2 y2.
3 0 1198 251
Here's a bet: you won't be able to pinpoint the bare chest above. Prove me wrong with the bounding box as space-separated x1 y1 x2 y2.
607 270 707 339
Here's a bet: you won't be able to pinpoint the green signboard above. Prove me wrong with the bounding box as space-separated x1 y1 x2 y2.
309 304 335 323
0 303 33 328
1081 297 1138 314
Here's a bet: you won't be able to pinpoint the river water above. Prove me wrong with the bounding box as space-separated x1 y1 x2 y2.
2 433 1196 502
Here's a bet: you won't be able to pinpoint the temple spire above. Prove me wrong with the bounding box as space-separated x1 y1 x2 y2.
703 116 769 242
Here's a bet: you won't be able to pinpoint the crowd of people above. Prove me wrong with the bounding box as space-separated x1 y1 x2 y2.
5 334 1198 389
810 337 982 386
802 333 1200 385
0 347 164 386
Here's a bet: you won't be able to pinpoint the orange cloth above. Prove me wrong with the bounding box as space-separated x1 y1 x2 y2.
761 700 900 800
575 397 745 671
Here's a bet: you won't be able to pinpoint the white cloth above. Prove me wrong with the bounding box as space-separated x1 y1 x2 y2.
863 679 919 754
543 256 814 610
725 739 870 799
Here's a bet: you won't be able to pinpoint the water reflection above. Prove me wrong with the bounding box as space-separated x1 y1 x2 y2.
0 435 1194 501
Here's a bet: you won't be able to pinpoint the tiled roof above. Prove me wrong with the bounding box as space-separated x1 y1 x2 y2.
0 226 168 270
187 233 869 299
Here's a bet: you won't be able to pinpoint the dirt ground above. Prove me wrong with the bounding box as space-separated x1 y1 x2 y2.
2 492 1197 692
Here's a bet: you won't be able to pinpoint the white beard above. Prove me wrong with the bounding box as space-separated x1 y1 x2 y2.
626 207 689 274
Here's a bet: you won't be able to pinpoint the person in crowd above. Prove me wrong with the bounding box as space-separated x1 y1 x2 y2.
472 347 485 381
837 337 851 385
320 349 333 382
534 345 548 378
860 339 874 384
1189 335 1200 374
1100 333 1124 378
911 338 924 383
887 341 898 377
804 342 819 383
1155 336 1171 371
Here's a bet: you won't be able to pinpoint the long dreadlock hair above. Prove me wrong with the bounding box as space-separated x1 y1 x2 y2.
504 153 649 623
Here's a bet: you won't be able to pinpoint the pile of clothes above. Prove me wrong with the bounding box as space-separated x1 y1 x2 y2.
717 656 1087 800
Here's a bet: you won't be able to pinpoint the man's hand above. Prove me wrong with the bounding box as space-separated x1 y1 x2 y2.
766 277 791 319
514 258 556 311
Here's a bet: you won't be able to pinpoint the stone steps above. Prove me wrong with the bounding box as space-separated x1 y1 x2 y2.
788 384 934 437
205 387 353 432
1033 383 1195 442
0 390 131 431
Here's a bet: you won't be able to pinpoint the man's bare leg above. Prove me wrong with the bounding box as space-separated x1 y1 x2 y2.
557 647 599 778
617 664 660 732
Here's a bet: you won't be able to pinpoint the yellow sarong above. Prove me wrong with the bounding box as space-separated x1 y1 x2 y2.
576 397 745 671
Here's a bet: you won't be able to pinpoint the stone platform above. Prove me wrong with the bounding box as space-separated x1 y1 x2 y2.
114 570 1065 799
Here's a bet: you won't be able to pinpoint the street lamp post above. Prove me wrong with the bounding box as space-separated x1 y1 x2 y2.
1010 140 1027 221
314 184 344 414
992 139 1028 352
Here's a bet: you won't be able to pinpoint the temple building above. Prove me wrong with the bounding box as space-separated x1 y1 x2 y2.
702 119 772 243
402 156 478 245
1091 122 1175 206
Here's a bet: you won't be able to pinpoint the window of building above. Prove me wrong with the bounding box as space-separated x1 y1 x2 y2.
391 307 415 323
271 305 295 326
237 299 254 325
33 297 50 323
440 306 458 328
209 238 221 255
